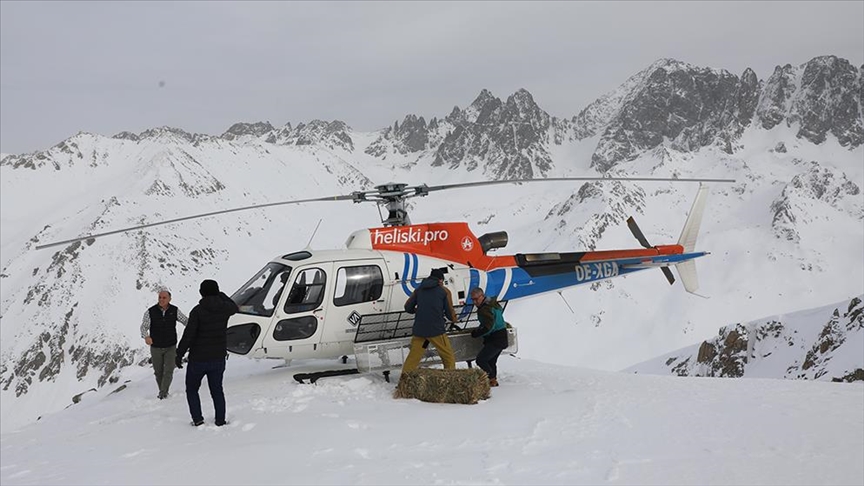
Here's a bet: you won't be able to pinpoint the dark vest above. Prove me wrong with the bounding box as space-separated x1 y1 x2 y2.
148 304 179 348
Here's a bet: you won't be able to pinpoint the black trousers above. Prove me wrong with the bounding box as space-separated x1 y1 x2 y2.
475 344 505 379
185 359 226 424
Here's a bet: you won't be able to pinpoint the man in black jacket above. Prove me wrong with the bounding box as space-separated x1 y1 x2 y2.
176 279 239 427
401 269 457 372
140 290 188 399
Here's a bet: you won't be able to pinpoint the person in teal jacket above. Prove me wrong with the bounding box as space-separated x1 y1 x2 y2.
469 287 508 387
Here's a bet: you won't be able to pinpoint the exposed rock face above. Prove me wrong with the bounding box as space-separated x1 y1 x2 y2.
365 114 430 157
221 121 275 141
1 242 141 397
544 181 646 250
757 64 797 130
800 297 864 379
689 324 750 378
770 162 862 242
572 56 861 173
788 56 864 147
267 120 354 151
757 57 864 147
432 89 562 179
112 131 140 142
590 60 760 171
648 296 864 382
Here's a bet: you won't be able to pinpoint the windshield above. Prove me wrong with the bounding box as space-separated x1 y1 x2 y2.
230 262 291 317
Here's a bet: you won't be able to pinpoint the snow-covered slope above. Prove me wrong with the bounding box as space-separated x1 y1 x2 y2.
1 357 862 486
628 295 864 381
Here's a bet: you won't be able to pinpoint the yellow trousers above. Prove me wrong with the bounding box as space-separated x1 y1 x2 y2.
402 334 456 372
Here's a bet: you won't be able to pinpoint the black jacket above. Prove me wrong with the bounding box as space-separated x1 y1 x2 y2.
148 304 180 348
177 292 239 362
404 278 456 338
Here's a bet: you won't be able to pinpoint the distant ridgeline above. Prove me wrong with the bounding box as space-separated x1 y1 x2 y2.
630 295 864 382
4 56 862 181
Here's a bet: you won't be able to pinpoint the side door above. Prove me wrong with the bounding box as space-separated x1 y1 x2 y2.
260 263 332 359
323 260 390 350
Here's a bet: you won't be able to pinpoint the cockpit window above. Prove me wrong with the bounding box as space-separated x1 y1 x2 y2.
284 267 326 314
231 262 291 317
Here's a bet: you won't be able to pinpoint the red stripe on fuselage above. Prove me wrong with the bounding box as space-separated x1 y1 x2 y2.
367 222 682 270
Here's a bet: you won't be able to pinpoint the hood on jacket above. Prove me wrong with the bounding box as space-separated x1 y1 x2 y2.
419 277 440 289
198 293 239 316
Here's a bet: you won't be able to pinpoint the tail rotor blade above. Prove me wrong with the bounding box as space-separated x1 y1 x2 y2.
626 217 651 249
661 266 676 285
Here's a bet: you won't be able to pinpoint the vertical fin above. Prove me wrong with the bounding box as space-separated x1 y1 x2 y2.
675 184 709 294
677 183 709 253
675 259 700 293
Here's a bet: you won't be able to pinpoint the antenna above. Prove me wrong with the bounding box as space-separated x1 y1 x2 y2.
304 219 323 249
557 290 575 314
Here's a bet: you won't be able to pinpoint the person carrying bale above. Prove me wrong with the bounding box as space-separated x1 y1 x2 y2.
469 287 508 387
401 269 457 372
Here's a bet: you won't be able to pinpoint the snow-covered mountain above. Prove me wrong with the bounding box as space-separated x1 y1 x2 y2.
628 295 863 381
1 55 862 432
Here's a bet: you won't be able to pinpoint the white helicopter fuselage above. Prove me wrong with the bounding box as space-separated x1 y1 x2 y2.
225 237 477 363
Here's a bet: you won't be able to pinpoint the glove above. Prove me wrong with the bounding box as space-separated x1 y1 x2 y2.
175 355 183 369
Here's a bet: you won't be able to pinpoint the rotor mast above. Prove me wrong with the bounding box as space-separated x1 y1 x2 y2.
351 182 430 227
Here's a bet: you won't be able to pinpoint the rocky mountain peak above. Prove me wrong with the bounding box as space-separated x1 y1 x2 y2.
274 119 353 151
790 56 863 146
470 89 497 111
221 121 275 141
112 131 140 142
504 88 543 118
137 126 195 143
590 60 743 171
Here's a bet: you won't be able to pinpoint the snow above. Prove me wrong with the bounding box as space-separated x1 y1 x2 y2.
1 356 862 486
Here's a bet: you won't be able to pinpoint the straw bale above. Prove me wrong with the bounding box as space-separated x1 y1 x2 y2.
394 367 490 404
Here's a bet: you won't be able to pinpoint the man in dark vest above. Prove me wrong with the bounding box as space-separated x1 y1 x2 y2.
176 279 239 427
140 289 188 399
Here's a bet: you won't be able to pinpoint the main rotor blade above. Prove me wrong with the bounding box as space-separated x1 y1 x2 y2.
626 216 652 249
34 193 356 250
424 176 735 193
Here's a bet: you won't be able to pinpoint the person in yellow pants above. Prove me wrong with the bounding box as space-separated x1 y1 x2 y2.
402 269 457 372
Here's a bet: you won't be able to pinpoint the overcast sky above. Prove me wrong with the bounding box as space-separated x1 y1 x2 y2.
1 1 862 155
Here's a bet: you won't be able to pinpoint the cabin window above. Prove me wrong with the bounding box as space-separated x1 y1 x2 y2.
284 268 326 314
272 316 318 341
333 265 384 307
226 323 261 355
231 262 291 317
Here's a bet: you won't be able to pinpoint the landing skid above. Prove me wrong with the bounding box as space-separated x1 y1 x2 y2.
293 368 360 384
271 359 293 370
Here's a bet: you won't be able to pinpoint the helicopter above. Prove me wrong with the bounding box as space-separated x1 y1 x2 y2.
36 176 734 377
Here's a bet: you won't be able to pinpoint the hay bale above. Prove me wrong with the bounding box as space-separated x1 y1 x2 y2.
394 368 490 404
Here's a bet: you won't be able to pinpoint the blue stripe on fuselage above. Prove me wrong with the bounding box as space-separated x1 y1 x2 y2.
400 253 421 296
475 252 707 300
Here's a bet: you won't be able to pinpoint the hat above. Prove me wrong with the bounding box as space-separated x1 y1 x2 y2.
429 269 445 281
199 279 220 296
